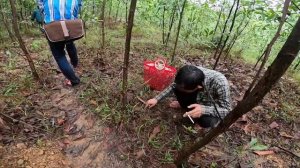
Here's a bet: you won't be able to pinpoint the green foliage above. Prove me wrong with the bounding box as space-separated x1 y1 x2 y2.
247 138 269 151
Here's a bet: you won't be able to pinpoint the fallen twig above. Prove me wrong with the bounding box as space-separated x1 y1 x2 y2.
274 145 300 159
136 96 146 104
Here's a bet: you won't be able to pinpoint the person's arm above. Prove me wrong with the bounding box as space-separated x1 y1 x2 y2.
145 83 175 108
154 83 175 101
201 77 231 118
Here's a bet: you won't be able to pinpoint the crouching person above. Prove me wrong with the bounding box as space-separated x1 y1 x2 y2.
146 65 232 128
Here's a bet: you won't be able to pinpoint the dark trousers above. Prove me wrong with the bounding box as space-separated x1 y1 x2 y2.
48 41 80 85
173 89 220 128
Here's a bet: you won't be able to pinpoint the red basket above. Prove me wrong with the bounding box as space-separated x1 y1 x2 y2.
143 58 177 91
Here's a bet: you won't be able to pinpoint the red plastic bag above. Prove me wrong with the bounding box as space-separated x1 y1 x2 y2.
143 58 177 91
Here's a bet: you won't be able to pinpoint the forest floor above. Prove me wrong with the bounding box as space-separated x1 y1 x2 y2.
0 23 300 168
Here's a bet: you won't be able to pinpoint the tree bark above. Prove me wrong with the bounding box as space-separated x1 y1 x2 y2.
0 3 15 42
212 0 236 59
213 0 240 69
9 0 40 81
174 16 300 167
244 0 290 98
101 0 106 50
171 0 187 63
122 0 137 107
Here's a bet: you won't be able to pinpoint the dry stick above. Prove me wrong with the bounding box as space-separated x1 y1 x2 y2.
212 0 236 60
274 144 300 159
174 15 300 167
0 112 52 134
213 0 240 70
122 0 138 108
171 0 187 64
244 0 291 98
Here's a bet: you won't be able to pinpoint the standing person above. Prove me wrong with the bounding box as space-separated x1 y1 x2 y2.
31 6 43 26
145 65 232 128
38 0 82 86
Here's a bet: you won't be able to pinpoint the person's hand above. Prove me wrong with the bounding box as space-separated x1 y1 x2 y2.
145 98 158 108
183 104 203 118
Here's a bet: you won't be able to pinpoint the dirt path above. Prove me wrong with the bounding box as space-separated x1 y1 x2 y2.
0 72 127 168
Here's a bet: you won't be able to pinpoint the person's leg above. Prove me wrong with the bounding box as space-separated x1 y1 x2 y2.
194 115 220 128
66 41 78 68
49 41 80 86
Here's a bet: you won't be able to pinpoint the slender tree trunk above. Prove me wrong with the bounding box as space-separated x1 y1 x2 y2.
122 0 138 107
93 0 95 15
174 16 300 167
244 0 290 98
125 0 128 23
294 57 300 70
171 0 187 63
101 0 106 49
0 4 15 42
213 0 240 69
162 5 165 44
224 19 250 60
165 2 177 47
212 0 236 59
109 0 113 19
115 0 120 22
8 0 40 81
212 0 225 38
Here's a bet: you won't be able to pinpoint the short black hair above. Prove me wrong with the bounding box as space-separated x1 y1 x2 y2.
174 65 205 90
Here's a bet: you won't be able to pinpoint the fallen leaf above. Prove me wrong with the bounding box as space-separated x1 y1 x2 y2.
57 118 65 125
0 117 10 130
63 138 71 145
90 100 97 105
149 125 160 142
279 132 294 139
136 149 145 159
254 150 274 156
269 121 279 129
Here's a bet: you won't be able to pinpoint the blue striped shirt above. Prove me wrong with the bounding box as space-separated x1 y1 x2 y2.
37 0 82 24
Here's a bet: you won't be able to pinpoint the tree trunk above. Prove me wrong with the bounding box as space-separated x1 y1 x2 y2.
212 0 225 38
212 0 236 59
213 0 240 69
115 0 121 22
9 0 40 81
165 2 177 47
174 16 300 167
0 3 15 42
122 0 137 107
101 0 106 50
125 0 128 23
170 0 187 63
244 0 290 98
109 0 113 19
294 56 300 70
224 19 250 60
162 5 165 45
